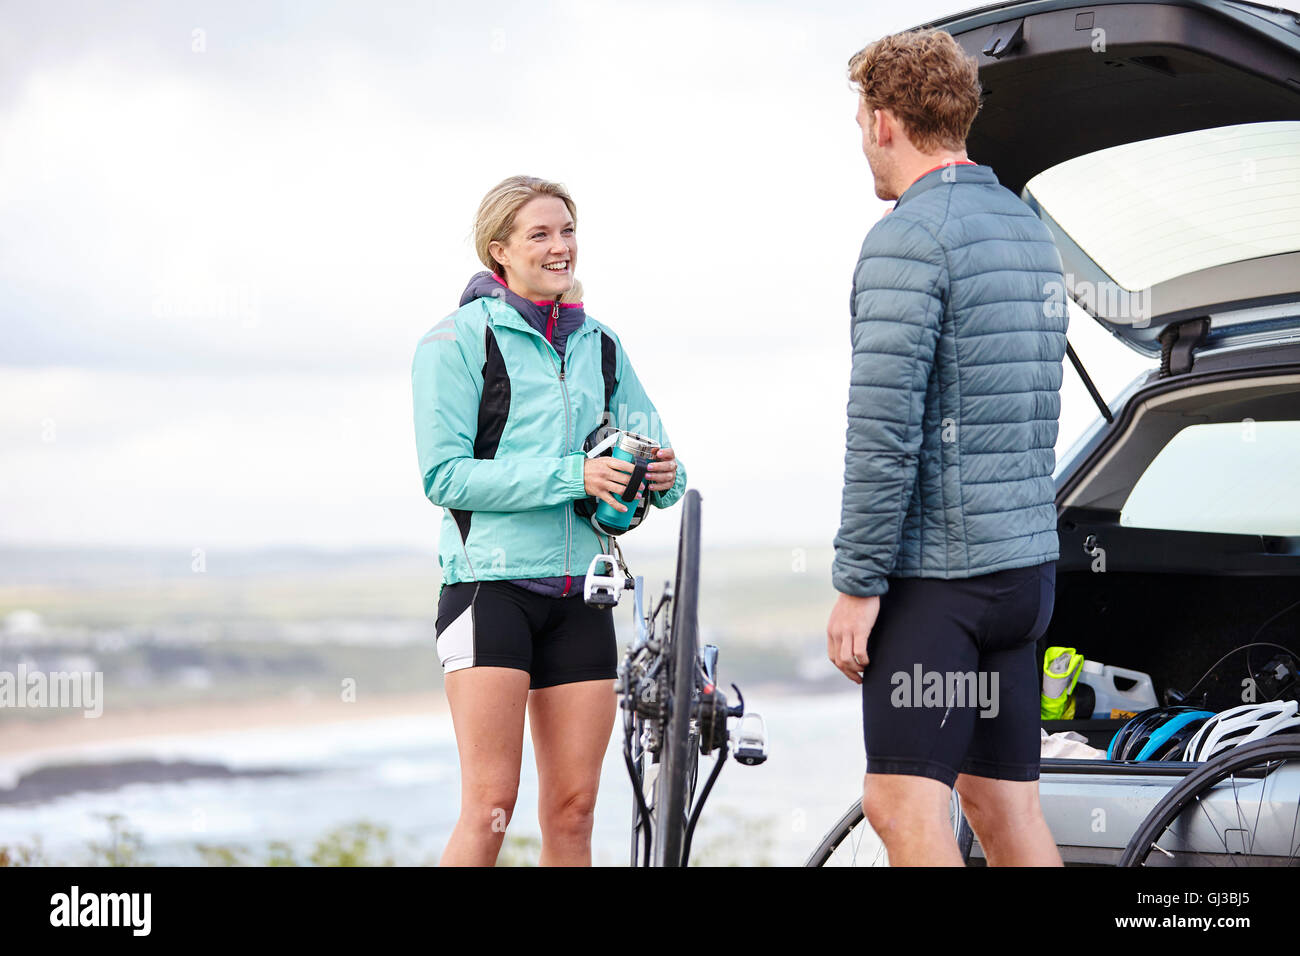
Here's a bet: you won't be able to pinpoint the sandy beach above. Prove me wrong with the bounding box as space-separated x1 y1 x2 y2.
0 689 449 759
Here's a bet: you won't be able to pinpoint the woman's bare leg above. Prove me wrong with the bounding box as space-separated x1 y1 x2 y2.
528 678 617 866
439 666 531 866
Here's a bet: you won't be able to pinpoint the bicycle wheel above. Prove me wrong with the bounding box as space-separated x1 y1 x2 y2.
652 489 701 867
805 789 974 867
627 711 650 867
1120 734 1300 866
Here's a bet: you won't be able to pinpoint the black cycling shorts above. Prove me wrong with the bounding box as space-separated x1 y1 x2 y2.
860 561 1056 788
435 581 617 690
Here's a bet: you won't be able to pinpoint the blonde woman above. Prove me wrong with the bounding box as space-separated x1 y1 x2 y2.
412 176 687 866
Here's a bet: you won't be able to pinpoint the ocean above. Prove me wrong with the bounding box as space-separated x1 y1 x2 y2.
0 690 868 867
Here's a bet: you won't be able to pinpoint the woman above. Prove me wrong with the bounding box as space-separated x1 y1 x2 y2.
412 175 687 866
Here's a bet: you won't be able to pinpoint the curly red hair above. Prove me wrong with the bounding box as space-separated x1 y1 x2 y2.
848 29 981 153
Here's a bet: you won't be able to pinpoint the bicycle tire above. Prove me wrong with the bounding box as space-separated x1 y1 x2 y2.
653 489 701 867
628 711 649 867
1119 733 1300 867
804 791 974 867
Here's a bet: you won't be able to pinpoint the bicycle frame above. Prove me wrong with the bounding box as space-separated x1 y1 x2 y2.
613 491 766 867
620 573 691 866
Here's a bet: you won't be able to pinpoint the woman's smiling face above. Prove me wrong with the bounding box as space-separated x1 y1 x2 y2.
489 195 577 303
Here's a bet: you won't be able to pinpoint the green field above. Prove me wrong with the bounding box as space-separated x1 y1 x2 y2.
0 544 844 719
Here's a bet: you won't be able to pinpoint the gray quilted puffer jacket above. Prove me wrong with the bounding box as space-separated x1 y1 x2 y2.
832 163 1068 598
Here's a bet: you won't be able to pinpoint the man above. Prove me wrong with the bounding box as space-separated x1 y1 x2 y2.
827 29 1067 866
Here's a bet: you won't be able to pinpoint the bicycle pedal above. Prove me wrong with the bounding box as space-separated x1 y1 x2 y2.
583 554 625 607
733 712 768 766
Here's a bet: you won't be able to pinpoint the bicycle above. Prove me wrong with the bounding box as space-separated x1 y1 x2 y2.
601 490 768 867
805 788 975 867
1119 733 1300 866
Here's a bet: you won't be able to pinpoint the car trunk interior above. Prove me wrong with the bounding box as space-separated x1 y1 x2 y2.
1040 562 1300 754
1042 374 1300 760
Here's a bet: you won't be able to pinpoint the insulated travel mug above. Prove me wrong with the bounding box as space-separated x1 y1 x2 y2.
593 431 659 533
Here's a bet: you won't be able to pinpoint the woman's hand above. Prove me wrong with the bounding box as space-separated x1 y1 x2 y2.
583 456 642 513
646 447 677 492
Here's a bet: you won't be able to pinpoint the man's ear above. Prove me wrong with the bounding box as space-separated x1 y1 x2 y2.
874 108 893 147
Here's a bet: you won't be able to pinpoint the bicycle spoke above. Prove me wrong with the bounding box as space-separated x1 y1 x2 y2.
1125 741 1300 867
1227 772 1253 861
1287 773 1300 865
1242 771 1267 859
813 788 970 867
1195 787 1237 865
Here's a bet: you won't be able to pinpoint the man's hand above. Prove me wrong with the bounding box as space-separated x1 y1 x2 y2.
827 592 881 684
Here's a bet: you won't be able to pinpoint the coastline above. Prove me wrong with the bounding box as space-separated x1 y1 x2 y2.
0 689 449 760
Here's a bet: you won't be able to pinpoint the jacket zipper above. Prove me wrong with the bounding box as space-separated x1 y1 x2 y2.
544 299 575 596
488 300 588 596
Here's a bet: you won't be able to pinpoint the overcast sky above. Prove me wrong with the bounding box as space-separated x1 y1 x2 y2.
0 0 1153 555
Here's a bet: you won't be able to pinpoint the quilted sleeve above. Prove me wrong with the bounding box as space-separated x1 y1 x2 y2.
832 216 947 597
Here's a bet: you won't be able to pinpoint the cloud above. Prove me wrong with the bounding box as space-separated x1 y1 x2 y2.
1 0 1150 550
1 0 925 376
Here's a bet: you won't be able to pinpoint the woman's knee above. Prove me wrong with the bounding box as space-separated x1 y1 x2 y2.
461 779 521 827
540 787 598 835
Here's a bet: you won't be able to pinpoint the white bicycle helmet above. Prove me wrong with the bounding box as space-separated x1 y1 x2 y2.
1183 700 1300 762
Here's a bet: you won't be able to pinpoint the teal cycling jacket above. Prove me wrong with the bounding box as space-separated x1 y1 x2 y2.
412 292 686 589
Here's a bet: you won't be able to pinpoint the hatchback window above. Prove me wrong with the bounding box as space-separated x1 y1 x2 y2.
1120 421 1300 535
1025 121 1300 291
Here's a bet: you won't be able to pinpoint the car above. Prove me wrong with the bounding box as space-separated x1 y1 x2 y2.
932 0 1300 865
